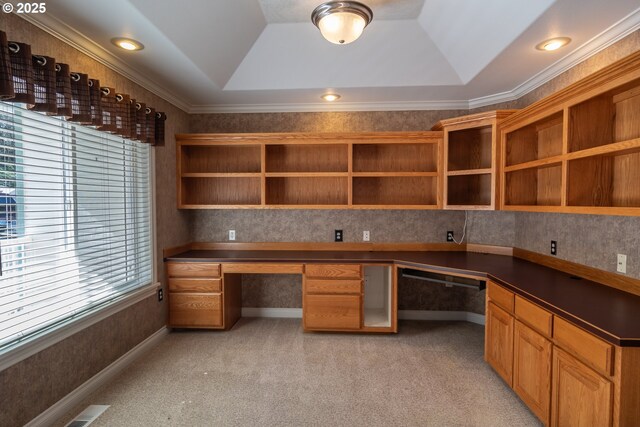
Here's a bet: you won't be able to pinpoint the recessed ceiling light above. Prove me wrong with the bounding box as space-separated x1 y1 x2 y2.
535 37 571 52
111 37 144 51
321 93 341 102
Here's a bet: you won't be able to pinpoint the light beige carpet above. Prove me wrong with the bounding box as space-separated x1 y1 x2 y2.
56 318 541 426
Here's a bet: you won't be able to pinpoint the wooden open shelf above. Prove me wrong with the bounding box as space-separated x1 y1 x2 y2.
434 110 516 210
569 80 640 153
266 144 348 173
505 164 562 207
505 112 563 167
568 150 640 207
352 143 437 172
266 177 348 206
500 51 640 215
181 145 261 173
181 177 261 207
447 126 492 171
176 132 442 209
447 174 492 207
352 176 437 207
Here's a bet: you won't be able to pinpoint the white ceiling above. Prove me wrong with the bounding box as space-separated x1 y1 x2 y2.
20 0 640 113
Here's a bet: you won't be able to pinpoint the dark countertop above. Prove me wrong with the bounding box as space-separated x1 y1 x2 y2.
166 250 640 346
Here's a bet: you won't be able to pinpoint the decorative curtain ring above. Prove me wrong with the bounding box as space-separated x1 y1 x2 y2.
136 102 142 110
55 64 61 72
145 107 152 114
101 87 111 96
115 94 124 102
8 42 19 53
70 72 81 82
33 55 47 66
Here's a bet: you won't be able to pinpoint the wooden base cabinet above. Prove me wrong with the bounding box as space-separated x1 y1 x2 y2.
166 262 241 330
485 301 514 386
514 320 552 424
551 348 612 427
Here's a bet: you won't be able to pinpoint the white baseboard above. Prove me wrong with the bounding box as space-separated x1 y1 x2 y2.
242 307 303 318
241 307 485 325
26 327 168 427
399 310 486 325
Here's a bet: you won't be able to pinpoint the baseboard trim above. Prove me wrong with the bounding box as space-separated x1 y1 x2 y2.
398 310 486 325
26 327 169 427
242 307 303 318
241 307 485 325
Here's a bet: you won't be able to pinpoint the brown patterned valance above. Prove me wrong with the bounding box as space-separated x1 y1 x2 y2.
0 30 165 145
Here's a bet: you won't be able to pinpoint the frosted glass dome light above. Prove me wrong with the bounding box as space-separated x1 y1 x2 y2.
312 2 373 45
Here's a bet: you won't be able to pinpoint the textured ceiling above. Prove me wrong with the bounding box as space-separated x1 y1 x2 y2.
21 0 640 112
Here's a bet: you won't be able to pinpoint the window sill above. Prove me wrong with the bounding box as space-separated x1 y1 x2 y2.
0 282 160 372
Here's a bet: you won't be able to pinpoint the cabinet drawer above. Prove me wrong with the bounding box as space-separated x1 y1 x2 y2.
305 279 362 294
169 278 222 293
304 294 361 330
487 281 514 313
167 262 220 278
305 264 362 279
515 296 552 337
554 317 614 377
169 293 222 327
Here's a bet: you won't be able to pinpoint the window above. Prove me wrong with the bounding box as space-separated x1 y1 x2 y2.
0 102 153 353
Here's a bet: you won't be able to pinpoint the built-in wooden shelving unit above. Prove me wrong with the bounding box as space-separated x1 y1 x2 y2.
176 132 443 209
500 50 640 216
433 110 516 210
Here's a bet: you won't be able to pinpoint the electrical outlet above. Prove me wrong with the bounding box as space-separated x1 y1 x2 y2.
335 229 343 242
617 254 627 274
229 229 236 241
363 230 370 241
157 288 164 302
446 231 454 242
551 240 557 256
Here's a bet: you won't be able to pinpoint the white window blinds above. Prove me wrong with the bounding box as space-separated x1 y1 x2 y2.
0 102 152 353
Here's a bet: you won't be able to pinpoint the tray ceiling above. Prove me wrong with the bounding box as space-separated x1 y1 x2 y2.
21 0 640 112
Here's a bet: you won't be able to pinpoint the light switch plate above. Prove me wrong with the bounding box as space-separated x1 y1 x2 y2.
617 254 627 274
229 230 236 241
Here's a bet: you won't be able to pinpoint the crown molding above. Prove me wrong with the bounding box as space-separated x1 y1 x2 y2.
189 99 470 114
18 6 640 114
19 13 191 113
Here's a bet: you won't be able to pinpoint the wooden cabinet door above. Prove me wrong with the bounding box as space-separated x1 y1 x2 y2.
485 301 514 386
514 320 552 425
303 294 361 330
551 348 612 427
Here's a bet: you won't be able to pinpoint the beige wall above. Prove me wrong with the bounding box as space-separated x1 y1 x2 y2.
0 15 191 427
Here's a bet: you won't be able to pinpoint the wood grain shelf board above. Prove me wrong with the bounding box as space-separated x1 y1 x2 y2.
446 168 492 176
264 172 349 177
504 157 564 173
565 137 640 160
181 173 262 178
177 131 443 143
351 172 438 177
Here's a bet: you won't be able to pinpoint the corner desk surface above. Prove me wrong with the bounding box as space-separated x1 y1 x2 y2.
166 250 640 346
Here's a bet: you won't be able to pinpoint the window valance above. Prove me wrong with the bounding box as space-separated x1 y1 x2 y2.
0 30 165 145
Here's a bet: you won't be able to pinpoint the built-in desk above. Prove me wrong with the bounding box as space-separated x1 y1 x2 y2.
165 244 640 426
166 248 640 346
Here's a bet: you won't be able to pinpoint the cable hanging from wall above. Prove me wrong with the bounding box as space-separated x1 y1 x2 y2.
0 29 166 145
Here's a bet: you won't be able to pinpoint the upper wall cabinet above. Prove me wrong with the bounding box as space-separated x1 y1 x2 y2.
433 110 516 210
175 132 443 209
500 51 640 216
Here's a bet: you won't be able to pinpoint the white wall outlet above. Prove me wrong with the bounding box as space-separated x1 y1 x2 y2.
617 254 627 274
229 229 236 241
363 230 370 241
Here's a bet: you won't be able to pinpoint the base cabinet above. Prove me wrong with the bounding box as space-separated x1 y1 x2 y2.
486 301 514 386
551 348 612 427
514 320 552 424
303 294 361 330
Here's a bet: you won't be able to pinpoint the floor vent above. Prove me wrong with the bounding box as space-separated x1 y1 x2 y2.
64 405 110 427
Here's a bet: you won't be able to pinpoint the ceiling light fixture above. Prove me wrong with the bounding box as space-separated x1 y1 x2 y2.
111 37 144 51
311 1 373 45
321 93 341 102
535 37 571 52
